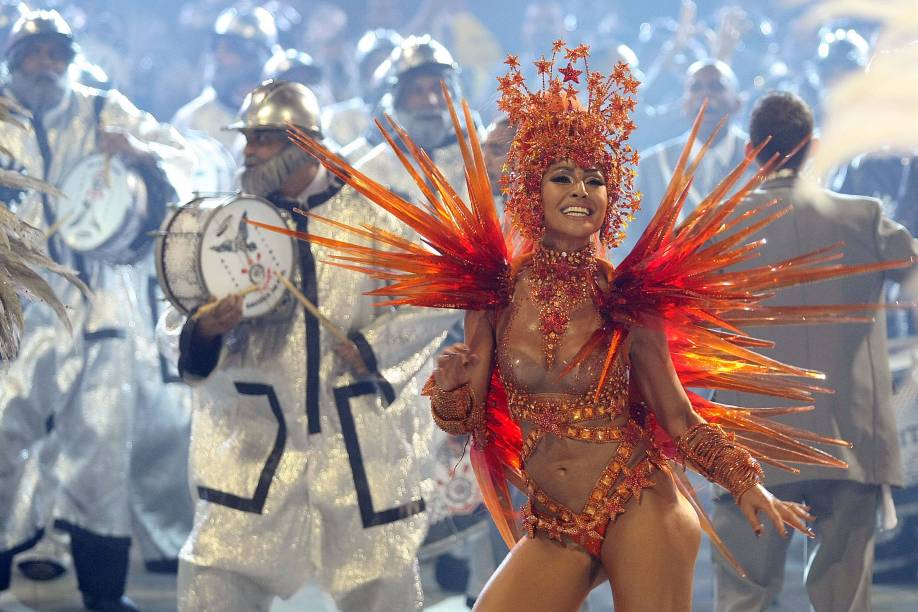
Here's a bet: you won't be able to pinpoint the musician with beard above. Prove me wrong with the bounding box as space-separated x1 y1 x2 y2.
172 4 278 156
323 28 403 154
0 9 190 612
170 80 457 611
343 35 483 172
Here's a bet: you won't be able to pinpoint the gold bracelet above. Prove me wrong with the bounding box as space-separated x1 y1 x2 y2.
676 422 763 501
421 376 488 447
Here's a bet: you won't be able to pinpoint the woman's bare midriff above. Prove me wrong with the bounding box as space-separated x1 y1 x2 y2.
520 411 644 512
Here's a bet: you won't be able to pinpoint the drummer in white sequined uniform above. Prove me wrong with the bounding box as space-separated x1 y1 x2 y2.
167 79 459 611
0 9 191 611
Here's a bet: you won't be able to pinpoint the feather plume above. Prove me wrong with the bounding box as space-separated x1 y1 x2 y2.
0 107 88 360
789 0 918 198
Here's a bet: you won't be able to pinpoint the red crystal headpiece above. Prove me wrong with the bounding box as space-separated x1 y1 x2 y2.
497 41 641 247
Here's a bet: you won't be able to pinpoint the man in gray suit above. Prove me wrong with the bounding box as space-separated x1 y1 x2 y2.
712 91 918 612
616 59 747 262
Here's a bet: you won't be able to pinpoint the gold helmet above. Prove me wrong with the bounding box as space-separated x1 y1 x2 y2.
225 79 322 138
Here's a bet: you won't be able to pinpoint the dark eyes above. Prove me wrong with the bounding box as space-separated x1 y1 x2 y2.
550 174 605 186
252 133 283 145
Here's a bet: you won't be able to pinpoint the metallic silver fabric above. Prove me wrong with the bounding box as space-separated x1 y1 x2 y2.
0 82 192 551
178 560 274 611
357 138 469 205
171 86 244 156
322 98 371 150
174 141 469 609
129 257 195 561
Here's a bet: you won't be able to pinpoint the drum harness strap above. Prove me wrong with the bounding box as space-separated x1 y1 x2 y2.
269 184 342 435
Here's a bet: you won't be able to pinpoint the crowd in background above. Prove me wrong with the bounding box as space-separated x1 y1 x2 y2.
0 1 881 146
1 0 901 237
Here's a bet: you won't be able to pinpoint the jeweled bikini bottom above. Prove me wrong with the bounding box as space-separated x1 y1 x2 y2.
519 419 660 558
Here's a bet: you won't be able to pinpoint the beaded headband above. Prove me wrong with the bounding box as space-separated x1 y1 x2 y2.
497 41 641 247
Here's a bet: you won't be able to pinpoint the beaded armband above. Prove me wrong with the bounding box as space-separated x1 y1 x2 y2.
421 376 488 448
675 422 764 501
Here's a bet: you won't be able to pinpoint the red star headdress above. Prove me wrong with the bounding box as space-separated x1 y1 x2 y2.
497 41 641 246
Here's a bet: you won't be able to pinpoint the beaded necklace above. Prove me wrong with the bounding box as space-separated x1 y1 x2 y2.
528 242 597 368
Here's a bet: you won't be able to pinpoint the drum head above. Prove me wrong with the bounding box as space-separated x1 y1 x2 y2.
57 155 135 252
198 195 296 318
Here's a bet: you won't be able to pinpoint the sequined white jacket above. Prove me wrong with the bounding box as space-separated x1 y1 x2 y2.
171 144 466 603
0 82 190 550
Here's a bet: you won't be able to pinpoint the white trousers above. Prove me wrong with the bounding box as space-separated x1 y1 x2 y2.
178 559 422 612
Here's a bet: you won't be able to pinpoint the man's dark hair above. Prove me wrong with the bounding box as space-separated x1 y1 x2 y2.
749 91 813 170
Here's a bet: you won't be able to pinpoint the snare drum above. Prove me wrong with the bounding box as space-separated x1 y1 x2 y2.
155 194 296 319
56 154 154 264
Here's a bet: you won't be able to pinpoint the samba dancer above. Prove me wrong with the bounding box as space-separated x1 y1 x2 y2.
258 42 912 611
0 9 190 611
169 80 456 612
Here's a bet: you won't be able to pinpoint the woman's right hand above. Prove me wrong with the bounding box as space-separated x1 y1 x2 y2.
433 343 480 391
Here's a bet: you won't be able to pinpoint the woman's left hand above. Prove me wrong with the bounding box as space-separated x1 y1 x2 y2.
737 484 816 539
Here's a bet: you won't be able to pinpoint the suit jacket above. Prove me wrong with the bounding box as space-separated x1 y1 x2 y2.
615 123 750 264
715 175 918 487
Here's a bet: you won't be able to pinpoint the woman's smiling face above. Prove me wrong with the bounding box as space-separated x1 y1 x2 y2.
540 160 608 245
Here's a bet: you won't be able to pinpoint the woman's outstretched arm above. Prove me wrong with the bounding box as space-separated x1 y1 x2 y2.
628 326 701 438
629 326 814 539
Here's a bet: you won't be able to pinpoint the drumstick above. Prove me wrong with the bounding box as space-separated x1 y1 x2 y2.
103 154 112 188
276 273 351 345
44 212 73 239
193 284 262 319
98 119 112 187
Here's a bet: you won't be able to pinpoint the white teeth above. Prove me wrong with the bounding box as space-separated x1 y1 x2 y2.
562 206 591 217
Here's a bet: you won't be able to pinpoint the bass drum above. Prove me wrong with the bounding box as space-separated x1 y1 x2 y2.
56 154 160 264
155 194 296 319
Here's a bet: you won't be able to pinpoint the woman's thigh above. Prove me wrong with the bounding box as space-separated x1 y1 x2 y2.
474 535 595 612
601 468 701 612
